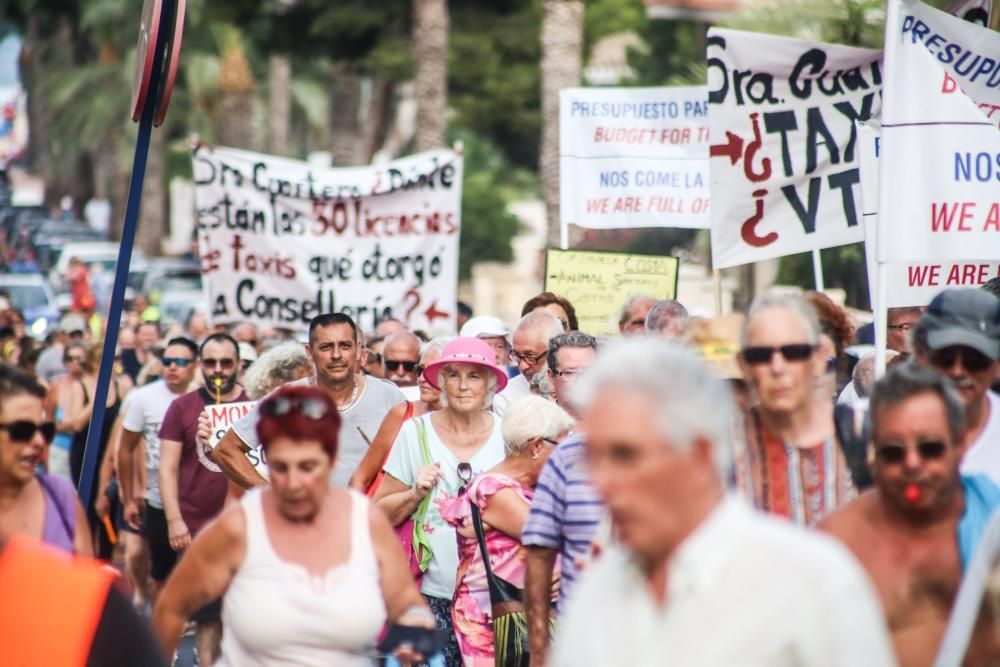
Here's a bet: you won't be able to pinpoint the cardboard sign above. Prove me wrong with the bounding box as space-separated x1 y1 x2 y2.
193 146 462 333
707 29 882 268
201 400 266 479
559 86 710 230
544 249 679 335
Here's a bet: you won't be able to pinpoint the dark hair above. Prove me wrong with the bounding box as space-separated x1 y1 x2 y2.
309 313 358 345
138 320 162 335
165 336 199 358
0 362 46 401
548 331 597 372
521 292 579 331
870 362 965 442
200 332 240 359
983 277 1000 298
256 385 341 459
457 301 473 318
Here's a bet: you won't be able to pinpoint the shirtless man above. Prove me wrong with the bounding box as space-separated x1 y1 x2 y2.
820 363 1000 667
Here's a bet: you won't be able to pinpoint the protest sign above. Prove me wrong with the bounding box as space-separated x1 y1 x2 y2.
200 400 266 479
878 0 1000 265
193 146 462 333
544 249 679 335
559 86 710 237
707 29 882 269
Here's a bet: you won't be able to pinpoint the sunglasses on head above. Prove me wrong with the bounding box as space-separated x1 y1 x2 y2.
0 421 56 444
384 360 418 373
161 357 193 368
875 440 948 464
260 396 329 420
203 358 236 371
929 347 994 373
741 344 815 365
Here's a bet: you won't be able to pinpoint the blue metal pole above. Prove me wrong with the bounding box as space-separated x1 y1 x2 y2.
78 0 175 508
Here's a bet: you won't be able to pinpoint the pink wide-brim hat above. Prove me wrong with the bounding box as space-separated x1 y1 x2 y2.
423 337 509 393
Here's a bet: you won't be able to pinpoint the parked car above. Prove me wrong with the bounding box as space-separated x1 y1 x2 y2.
0 273 60 337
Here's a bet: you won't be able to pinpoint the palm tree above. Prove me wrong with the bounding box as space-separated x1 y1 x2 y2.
330 61 361 165
216 29 255 149
268 54 292 155
413 0 448 153
540 0 583 248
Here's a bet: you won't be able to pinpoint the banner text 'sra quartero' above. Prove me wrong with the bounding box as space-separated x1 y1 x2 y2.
193 146 462 333
544 249 679 336
560 86 710 230
708 29 882 269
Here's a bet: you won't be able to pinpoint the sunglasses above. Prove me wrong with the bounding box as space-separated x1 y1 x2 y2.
161 357 194 368
260 396 328 420
384 360 419 373
510 350 547 364
741 344 815 365
541 437 560 446
929 347 994 373
0 421 56 444
875 440 948 464
203 358 237 371
457 461 473 494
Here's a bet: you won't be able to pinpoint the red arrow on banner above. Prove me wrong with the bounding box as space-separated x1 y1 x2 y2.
710 131 744 165
424 301 450 323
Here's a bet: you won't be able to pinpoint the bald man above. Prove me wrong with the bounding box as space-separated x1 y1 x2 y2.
382 330 422 387
493 312 564 417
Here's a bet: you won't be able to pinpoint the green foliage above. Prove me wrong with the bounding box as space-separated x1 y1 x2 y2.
583 0 646 55
776 244 871 308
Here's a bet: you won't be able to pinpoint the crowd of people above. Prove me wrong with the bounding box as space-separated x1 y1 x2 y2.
3 280 1000 666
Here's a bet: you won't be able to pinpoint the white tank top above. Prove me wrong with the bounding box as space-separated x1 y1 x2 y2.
218 488 387 667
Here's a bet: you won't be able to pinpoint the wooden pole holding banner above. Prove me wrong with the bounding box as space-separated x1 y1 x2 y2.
811 248 825 292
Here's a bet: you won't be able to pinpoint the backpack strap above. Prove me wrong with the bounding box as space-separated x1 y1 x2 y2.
36 473 76 548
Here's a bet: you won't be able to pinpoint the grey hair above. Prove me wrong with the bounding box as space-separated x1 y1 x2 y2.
852 350 899 398
437 362 499 409
572 339 734 478
645 299 690 335
501 395 575 456
870 362 965 441
421 336 453 359
243 342 312 400
617 293 656 326
547 331 597 372
514 311 564 340
530 364 555 396
741 293 822 348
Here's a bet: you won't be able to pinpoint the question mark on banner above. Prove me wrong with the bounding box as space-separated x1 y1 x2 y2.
743 113 772 183
741 189 778 248
402 287 421 323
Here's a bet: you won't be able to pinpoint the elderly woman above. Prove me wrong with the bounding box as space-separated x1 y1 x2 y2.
153 385 434 666
442 395 574 666
0 363 92 555
376 337 509 667
351 337 452 494
242 341 313 400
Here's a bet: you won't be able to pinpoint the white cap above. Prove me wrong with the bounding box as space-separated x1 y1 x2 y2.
460 316 509 340
238 341 258 363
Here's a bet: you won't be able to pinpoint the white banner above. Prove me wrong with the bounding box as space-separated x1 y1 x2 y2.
559 86 710 230
193 146 462 333
878 0 1000 265
707 29 882 268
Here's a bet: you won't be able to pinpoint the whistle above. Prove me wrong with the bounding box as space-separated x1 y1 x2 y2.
214 377 223 404
904 483 921 504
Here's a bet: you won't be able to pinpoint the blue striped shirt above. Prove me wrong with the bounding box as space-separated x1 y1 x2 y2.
522 435 604 607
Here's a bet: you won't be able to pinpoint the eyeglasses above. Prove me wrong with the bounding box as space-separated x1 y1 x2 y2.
887 322 915 332
552 368 587 379
541 437 560 446
457 461 473 494
260 396 329 420
741 344 815 365
203 358 236 371
875 440 948 464
0 421 55 444
510 350 547 364
929 347 994 373
161 357 193 368
384 360 419 373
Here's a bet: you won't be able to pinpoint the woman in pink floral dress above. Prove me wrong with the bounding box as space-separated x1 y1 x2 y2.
442 396 574 666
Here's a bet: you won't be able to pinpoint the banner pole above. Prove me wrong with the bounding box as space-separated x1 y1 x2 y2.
875 262 889 378
811 248 825 291
560 220 569 250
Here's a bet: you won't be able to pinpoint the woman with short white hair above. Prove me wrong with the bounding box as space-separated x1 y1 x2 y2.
442 395 574 666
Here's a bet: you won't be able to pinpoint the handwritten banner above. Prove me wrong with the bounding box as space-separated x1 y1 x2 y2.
559 86 710 230
193 146 462 333
544 249 679 335
707 29 882 268
202 400 267 479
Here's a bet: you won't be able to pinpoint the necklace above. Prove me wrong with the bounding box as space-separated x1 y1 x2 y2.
310 375 360 412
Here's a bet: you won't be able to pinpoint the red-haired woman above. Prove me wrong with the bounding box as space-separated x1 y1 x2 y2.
152 385 434 666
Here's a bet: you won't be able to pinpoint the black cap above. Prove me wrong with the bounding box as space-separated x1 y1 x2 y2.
923 289 1000 359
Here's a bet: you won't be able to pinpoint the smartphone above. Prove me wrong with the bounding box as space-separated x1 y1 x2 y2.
377 624 449 656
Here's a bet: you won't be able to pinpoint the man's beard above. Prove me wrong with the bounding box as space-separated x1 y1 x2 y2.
205 371 238 396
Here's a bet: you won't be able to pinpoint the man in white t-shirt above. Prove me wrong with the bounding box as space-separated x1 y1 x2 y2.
214 314 404 488
913 289 1000 484
492 311 563 417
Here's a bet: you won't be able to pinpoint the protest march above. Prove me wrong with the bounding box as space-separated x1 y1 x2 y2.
3 1 1000 666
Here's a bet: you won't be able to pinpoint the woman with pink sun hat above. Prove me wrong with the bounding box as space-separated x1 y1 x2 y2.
376 337 509 666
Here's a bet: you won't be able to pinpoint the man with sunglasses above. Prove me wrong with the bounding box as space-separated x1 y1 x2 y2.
382 330 423 389
492 312 564 418
912 289 1000 486
819 364 1000 667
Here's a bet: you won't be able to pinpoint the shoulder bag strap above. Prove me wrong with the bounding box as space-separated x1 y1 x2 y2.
411 417 435 572
470 495 522 606
36 473 74 547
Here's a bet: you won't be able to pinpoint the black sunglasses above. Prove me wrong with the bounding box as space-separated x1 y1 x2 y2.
875 440 948 464
0 421 56 444
741 344 815 365
203 358 237 371
260 396 328 420
161 357 194 368
384 360 419 373
930 347 994 373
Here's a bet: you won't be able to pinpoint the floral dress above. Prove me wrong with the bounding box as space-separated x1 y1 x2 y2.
441 473 533 667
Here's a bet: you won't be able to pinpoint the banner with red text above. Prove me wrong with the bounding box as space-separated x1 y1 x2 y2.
707 29 882 268
559 86 710 230
878 0 1000 265
193 146 462 334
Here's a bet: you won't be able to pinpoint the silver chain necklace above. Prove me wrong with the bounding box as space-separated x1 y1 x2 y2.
313 375 359 412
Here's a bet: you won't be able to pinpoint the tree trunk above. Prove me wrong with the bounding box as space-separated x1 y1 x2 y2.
413 0 449 153
136 125 165 257
21 18 52 191
216 39 255 149
330 62 362 165
267 54 292 156
358 77 393 164
540 0 583 249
